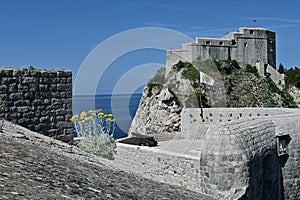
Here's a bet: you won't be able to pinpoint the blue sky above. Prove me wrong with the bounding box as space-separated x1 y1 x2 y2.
1 0 300 94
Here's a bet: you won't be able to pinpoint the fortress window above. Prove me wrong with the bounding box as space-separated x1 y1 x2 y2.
231 40 236 45
244 42 248 47
250 30 254 34
219 41 223 45
206 41 211 45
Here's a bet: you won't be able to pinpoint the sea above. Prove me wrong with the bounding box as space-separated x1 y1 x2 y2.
72 94 142 139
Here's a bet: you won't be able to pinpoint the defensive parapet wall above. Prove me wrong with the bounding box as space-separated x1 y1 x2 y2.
181 108 300 199
0 67 73 138
181 108 296 139
122 108 300 199
115 143 202 194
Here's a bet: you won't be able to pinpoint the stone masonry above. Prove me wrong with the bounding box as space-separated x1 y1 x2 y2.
0 67 73 138
181 108 300 199
166 27 284 87
124 108 300 199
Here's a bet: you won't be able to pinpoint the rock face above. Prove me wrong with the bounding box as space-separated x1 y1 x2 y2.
129 87 182 135
129 63 198 136
0 120 213 200
288 86 300 107
129 59 297 137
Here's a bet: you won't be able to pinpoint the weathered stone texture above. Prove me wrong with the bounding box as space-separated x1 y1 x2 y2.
199 119 280 199
0 120 214 200
0 67 72 138
182 108 300 199
115 143 202 194
129 108 300 199
288 86 300 107
272 114 300 199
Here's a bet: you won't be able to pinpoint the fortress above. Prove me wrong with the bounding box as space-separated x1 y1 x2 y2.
166 27 284 87
126 28 300 199
0 28 299 199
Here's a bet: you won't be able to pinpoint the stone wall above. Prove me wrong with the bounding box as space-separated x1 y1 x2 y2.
256 63 285 88
199 118 280 199
0 67 73 137
271 114 300 199
166 27 276 70
182 108 300 199
125 108 300 199
181 107 295 139
115 143 202 194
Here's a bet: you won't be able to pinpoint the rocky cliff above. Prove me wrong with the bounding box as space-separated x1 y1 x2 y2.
129 59 297 136
288 86 300 107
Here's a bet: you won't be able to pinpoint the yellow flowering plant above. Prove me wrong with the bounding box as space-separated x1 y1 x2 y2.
70 109 116 158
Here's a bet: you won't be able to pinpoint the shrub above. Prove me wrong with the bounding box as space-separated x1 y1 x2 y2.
230 60 241 69
29 66 36 70
285 67 300 89
245 64 259 77
70 109 116 158
147 83 163 97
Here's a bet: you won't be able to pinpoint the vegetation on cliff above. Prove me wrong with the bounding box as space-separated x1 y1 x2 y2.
129 59 298 135
147 59 297 108
283 67 300 89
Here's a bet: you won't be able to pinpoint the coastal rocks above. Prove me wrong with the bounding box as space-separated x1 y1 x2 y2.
129 62 204 136
129 87 181 136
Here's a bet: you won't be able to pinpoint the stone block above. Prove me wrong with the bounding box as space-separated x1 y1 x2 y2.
0 85 8 94
28 70 41 77
18 106 30 113
0 69 13 76
40 116 49 123
9 93 23 101
1 77 16 85
24 93 35 100
39 84 49 92
49 85 57 92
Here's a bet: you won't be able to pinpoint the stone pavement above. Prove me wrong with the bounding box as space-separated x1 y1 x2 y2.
0 120 215 200
156 139 202 157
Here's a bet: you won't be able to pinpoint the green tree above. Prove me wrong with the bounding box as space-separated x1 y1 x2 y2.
284 67 300 89
278 63 285 74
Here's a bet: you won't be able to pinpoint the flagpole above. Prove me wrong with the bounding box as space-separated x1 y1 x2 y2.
199 71 214 120
199 84 203 120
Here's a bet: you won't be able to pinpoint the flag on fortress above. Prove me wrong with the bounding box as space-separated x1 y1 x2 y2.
200 71 215 86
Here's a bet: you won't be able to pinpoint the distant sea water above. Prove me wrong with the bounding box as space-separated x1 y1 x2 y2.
72 94 142 139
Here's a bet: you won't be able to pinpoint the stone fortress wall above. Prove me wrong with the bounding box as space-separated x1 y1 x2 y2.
181 108 294 139
166 27 284 87
182 108 300 199
0 67 73 138
120 108 300 200
123 28 298 199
